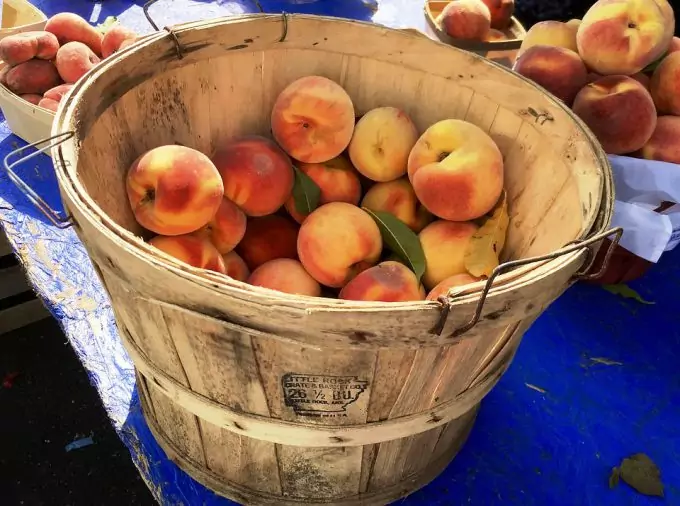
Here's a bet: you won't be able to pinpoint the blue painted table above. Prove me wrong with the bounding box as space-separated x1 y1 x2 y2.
1 1 679 505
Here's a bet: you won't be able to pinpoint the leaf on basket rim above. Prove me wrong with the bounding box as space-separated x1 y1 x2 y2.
96 16 119 34
362 208 426 281
291 165 321 216
464 190 509 278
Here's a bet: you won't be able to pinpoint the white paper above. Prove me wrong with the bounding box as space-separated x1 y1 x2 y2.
607 155 680 262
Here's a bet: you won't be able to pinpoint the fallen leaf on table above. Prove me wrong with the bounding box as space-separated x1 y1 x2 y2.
602 284 655 305
363 208 426 281
291 165 321 216
610 453 664 497
465 190 509 278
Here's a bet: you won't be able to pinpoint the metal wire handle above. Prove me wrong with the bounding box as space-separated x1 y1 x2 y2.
3 132 75 229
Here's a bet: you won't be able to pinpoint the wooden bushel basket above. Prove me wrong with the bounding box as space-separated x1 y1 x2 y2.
8 12 616 505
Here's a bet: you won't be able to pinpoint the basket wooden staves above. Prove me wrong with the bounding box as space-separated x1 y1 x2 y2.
6 12 618 506
424 0 526 68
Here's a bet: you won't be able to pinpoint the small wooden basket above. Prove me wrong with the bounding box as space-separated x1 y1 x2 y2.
0 0 53 147
424 0 526 68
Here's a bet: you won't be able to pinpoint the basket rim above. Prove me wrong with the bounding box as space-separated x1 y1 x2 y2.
51 12 613 312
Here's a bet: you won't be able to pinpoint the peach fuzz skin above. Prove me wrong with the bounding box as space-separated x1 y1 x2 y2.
512 45 588 105
126 145 224 236
576 0 675 76
572 75 657 155
235 215 299 271
284 156 362 224
419 220 479 290
247 258 321 297
348 107 419 183
650 52 680 115
222 251 250 281
271 75 355 164
437 0 491 41
407 119 504 222
640 116 680 164
518 21 579 56
195 197 247 254
480 0 514 30
339 261 425 302
212 135 294 217
148 234 226 274
426 273 482 301
361 178 432 233
297 202 383 288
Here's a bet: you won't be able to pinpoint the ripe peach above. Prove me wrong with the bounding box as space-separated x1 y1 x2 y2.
518 21 578 56
148 234 226 274
576 0 675 75
348 106 419 183
572 75 657 155
650 52 680 115
55 41 101 83
222 251 250 281
407 119 504 221
235 215 299 271
360 178 432 233
669 37 680 53
419 220 479 290
20 94 42 105
247 258 321 297
339 261 425 302
480 0 514 30
426 273 482 301
297 202 382 288
512 45 588 105
102 25 138 58
43 83 74 102
631 72 651 90
195 197 247 254
437 0 491 41
45 12 104 56
271 75 355 163
0 31 59 66
126 145 224 236
283 156 362 224
566 19 582 29
640 116 680 164
38 97 59 112
212 135 294 217
4 60 61 95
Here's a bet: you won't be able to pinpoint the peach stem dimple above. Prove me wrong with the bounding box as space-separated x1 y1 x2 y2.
142 188 155 204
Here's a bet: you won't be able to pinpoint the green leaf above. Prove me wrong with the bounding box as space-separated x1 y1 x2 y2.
96 16 119 34
363 208 426 281
602 284 655 305
611 453 664 497
642 51 668 74
291 165 321 216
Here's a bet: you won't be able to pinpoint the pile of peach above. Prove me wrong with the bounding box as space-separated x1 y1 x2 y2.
511 0 680 163
126 75 509 303
0 13 138 112
436 0 516 43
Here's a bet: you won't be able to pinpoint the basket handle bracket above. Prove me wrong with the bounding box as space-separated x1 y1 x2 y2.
3 132 75 229
432 227 624 339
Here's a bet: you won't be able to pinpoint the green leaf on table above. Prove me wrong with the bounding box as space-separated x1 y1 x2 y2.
291 165 321 215
363 208 426 281
96 16 119 34
609 453 664 497
602 284 655 305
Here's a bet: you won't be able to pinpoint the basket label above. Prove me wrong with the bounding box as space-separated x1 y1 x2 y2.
281 373 368 418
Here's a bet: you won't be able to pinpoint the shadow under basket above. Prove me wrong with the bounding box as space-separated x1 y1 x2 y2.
424 0 526 68
36 13 617 506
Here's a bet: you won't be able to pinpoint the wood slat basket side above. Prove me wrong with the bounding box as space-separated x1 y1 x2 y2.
48 14 614 505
